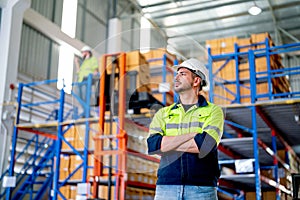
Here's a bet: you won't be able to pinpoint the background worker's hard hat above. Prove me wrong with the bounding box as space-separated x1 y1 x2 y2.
173 58 209 88
81 45 92 52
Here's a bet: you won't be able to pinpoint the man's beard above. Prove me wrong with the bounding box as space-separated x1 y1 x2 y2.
174 82 193 93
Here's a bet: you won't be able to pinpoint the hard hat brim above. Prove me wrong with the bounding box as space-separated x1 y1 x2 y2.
173 65 206 80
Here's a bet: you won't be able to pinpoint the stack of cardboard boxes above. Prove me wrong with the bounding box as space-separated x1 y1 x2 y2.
206 32 290 105
206 36 239 104
142 48 177 105
103 49 178 107
59 120 159 199
105 51 151 93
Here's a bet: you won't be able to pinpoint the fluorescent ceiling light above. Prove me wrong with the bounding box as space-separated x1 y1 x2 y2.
248 2 262 16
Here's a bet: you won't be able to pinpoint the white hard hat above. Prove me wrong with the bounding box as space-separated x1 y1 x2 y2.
81 45 92 52
173 58 208 87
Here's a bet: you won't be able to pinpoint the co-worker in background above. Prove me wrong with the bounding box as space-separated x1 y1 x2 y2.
74 46 99 102
147 58 224 200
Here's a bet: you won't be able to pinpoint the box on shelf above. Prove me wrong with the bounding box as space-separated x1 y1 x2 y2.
70 168 83 181
206 38 221 49
61 127 75 150
70 186 77 199
98 185 115 200
142 48 176 67
103 52 151 93
60 155 70 170
58 185 70 200
206 33 290 105
125 187 155 200
237 38 253 52
206 36 238 55
239 65 250 80
126 50 148 67
220 36 238 47
263 191 276 200
240 83 251 103
102 51 147 72
251 32 274 49
237 38 251 46
59 169 69 181
207 48 221 58
224 60 237 80
221 46 235 54
251 32 272 43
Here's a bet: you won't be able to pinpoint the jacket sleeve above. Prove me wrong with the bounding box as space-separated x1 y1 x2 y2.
194 132 217 158
202 105 224 145
147 109 165 155
147 133 163 155
194 105 224 158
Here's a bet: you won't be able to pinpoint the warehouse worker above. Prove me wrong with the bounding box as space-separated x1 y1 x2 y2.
147 58 224 200
74 46 99 102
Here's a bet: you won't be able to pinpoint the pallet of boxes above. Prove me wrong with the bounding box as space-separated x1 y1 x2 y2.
205 32 290 105
142 48 178 105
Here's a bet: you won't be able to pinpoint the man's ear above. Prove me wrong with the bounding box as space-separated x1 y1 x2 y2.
193 77 201 86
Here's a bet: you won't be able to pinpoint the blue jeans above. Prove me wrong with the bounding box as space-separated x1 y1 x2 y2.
154 185 218 200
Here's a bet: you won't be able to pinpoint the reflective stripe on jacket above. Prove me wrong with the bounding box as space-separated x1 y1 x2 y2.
147 95 224 186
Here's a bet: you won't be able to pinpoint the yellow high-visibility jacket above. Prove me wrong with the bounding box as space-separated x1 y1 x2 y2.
77 56 98 82
147 95 224 186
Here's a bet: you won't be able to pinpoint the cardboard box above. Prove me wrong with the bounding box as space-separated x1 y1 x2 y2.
221 46 235 54
61 127 75 150
58 185 70 200
98 185 115 200
223 60 237 80
251 32 272 43
220 36 238 47
59 169 69 181
237 38 251 46
212 60 224 78
205 39 221 49
240 83 251 103
245 191 256 200
251 32 274 49
126 50 147 67
70 168 83 181
205 47 220 59
70 155 83 169
239 69 250 80
142 49 176 67
70 186 77 199
263 191 276 200
60 155 70 170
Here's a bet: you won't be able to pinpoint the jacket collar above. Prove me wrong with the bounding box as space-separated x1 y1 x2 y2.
172 95 208 110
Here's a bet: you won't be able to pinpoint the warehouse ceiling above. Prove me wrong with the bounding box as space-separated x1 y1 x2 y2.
129 0 300 58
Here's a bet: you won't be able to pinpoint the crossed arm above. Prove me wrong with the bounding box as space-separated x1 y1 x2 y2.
160 132 199 153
